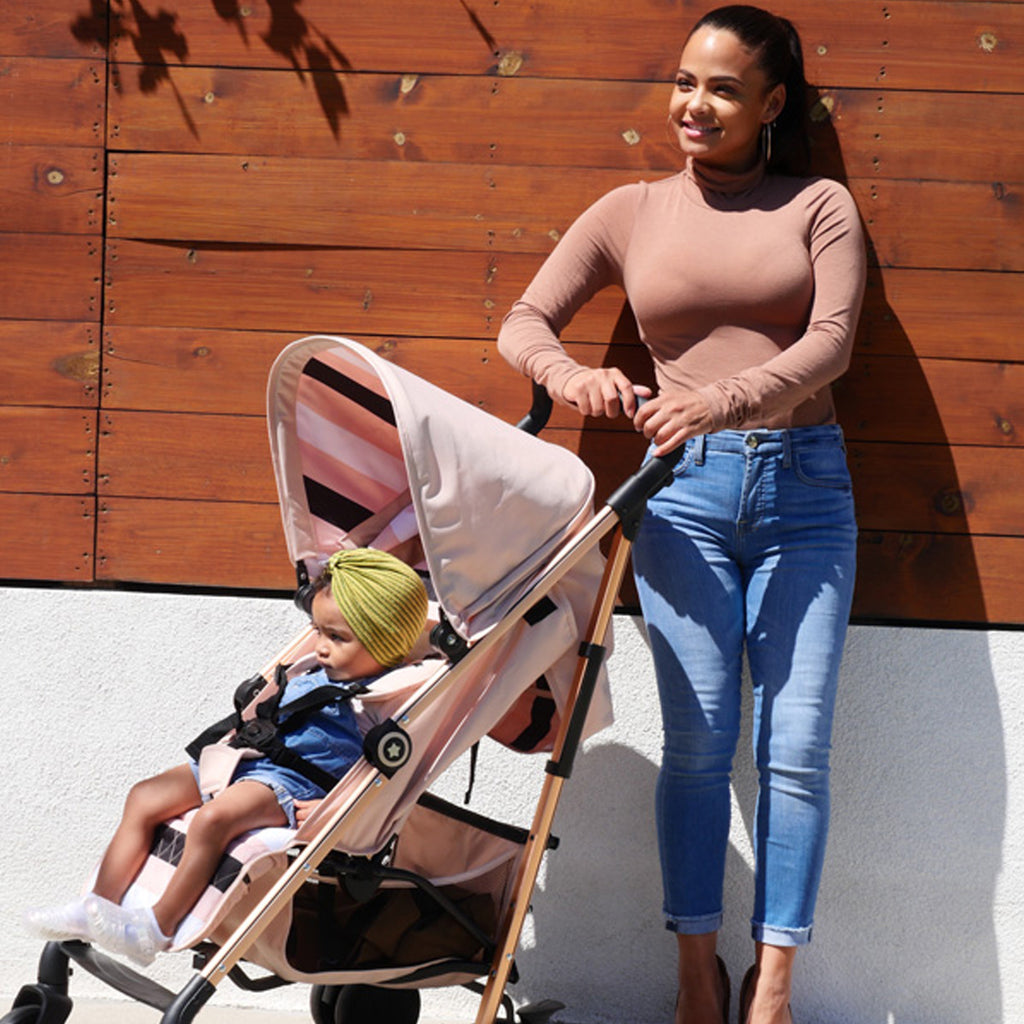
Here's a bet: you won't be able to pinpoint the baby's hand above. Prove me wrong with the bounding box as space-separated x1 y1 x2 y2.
294 798 323 825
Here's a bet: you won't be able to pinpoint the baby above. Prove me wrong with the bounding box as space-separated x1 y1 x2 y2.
25 548 427 965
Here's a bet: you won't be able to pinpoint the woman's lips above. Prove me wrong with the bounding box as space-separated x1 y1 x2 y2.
681 121 721 138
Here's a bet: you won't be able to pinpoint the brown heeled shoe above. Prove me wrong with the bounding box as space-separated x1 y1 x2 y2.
716 955 731 1024
738 966 756 1024
738 965 794 1024
672 955 731 1024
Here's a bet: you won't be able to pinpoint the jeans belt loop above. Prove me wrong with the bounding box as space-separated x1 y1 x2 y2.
781 429 792 469
694 433 707 466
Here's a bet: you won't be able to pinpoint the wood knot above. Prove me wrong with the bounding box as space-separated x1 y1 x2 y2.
496 51 524 76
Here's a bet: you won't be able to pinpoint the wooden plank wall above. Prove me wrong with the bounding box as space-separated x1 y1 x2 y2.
2 0 1021 624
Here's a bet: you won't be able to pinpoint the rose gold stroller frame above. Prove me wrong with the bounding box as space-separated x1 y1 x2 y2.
5 341 682 1024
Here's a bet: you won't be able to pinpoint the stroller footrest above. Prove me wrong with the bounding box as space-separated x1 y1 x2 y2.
60 940 177 1012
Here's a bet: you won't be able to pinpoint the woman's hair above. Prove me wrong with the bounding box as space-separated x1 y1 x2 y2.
688 4 812 175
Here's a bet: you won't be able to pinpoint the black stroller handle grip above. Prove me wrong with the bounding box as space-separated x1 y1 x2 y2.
515 380 554 435
606 443 687 541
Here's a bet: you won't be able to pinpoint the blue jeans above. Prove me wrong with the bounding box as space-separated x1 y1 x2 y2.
632 426 857 947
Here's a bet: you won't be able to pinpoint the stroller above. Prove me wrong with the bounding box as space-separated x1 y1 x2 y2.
5 336 682 1024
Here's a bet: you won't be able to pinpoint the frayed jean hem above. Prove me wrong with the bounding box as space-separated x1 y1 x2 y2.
665 911 723 935
751 921 813 947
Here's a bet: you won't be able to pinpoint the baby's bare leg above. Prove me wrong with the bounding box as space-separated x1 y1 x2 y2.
93 764 203 904
151 779 286 936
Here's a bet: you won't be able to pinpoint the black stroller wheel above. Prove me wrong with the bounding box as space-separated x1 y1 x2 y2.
309 984 340 1024
334 984 421 1024
1 1008 44 1024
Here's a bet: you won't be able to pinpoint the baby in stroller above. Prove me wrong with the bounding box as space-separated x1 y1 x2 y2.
24 548 428 967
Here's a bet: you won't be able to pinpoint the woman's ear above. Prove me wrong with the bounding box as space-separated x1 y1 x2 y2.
763 82 786 123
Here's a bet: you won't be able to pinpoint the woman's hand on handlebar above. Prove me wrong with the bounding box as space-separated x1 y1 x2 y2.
563 367 651 418
634 389 714 457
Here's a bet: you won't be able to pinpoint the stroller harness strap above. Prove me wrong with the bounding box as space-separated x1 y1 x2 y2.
186 664 369 795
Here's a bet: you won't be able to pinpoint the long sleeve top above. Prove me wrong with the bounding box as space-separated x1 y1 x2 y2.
497 159 867 432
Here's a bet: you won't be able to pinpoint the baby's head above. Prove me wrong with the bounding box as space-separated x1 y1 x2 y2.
310 548 428 681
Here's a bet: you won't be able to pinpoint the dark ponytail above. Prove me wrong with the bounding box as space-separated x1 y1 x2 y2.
688 5 811 175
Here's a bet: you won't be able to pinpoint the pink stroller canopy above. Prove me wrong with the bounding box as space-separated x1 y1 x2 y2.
267 336 597 640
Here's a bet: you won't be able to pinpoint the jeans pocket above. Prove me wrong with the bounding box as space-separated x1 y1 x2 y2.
792 445 852 490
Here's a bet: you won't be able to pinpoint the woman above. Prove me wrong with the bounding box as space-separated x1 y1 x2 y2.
498 6 865 1023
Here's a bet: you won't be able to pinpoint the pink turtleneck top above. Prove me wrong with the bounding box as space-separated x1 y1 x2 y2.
498 159 867 431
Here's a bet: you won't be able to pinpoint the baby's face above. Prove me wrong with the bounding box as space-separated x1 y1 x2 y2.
310 589 385 681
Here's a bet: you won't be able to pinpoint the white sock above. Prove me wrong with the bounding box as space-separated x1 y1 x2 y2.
86 897 172 966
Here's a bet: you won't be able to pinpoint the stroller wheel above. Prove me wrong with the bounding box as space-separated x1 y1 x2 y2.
2 1009 44 1023
334 985 421 1024
309 984 340 1024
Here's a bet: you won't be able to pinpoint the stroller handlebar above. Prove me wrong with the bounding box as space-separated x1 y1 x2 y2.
516 381 686 539
516 380 554 435
606 442 686 542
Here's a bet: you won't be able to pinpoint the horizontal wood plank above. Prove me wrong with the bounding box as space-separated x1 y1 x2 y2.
103 242 629 335
0 146 103 235
0 233 102 321
0 321 100 406
106 0 1024 92
848 442 1024 537
0 407 95 493
103 328 522 417
858 268 1024 362
814 88 1024 184
108 67 681 168
98 411 275 502
0 3 104 58
107 67 1021 187
852 179 1024 271
96 497 293 588
0 58 106 146
853 531 1022 626
0 494 94 582
107 153 634 252
834 355 1024 447
103 327 298 414
107 153 1024 269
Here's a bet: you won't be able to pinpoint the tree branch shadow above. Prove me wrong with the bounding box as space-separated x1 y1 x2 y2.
70 0 352 139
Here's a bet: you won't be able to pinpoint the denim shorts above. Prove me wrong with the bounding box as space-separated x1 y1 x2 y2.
188 758 322 829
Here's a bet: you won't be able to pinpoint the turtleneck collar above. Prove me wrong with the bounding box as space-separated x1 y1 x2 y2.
686 156 766 198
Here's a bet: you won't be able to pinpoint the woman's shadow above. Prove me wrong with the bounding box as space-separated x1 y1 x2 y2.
803 95 1005 1022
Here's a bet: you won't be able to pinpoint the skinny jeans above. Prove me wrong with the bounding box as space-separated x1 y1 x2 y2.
631 425 856 946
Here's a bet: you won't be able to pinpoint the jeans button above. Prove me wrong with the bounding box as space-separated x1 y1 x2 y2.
746 434 760 449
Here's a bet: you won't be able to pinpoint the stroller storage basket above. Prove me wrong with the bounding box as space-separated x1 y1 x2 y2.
285 794 535 984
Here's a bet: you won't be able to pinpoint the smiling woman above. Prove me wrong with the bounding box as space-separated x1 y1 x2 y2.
669 27 785 174
497 7 866 1024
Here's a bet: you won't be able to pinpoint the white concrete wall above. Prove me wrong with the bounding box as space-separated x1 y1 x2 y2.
2 586 1021 1023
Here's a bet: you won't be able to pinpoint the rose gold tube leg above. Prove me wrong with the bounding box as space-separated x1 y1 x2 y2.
473 528 633 1024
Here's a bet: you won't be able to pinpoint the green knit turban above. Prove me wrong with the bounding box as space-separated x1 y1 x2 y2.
323 549 428 668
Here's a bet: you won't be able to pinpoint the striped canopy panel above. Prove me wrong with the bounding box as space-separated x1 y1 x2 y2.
267 336 597 641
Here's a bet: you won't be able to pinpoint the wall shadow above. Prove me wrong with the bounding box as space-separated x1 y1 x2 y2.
71 0 351 137
807 88 987 626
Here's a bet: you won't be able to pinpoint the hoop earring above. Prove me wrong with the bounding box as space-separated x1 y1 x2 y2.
761 120 774 165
